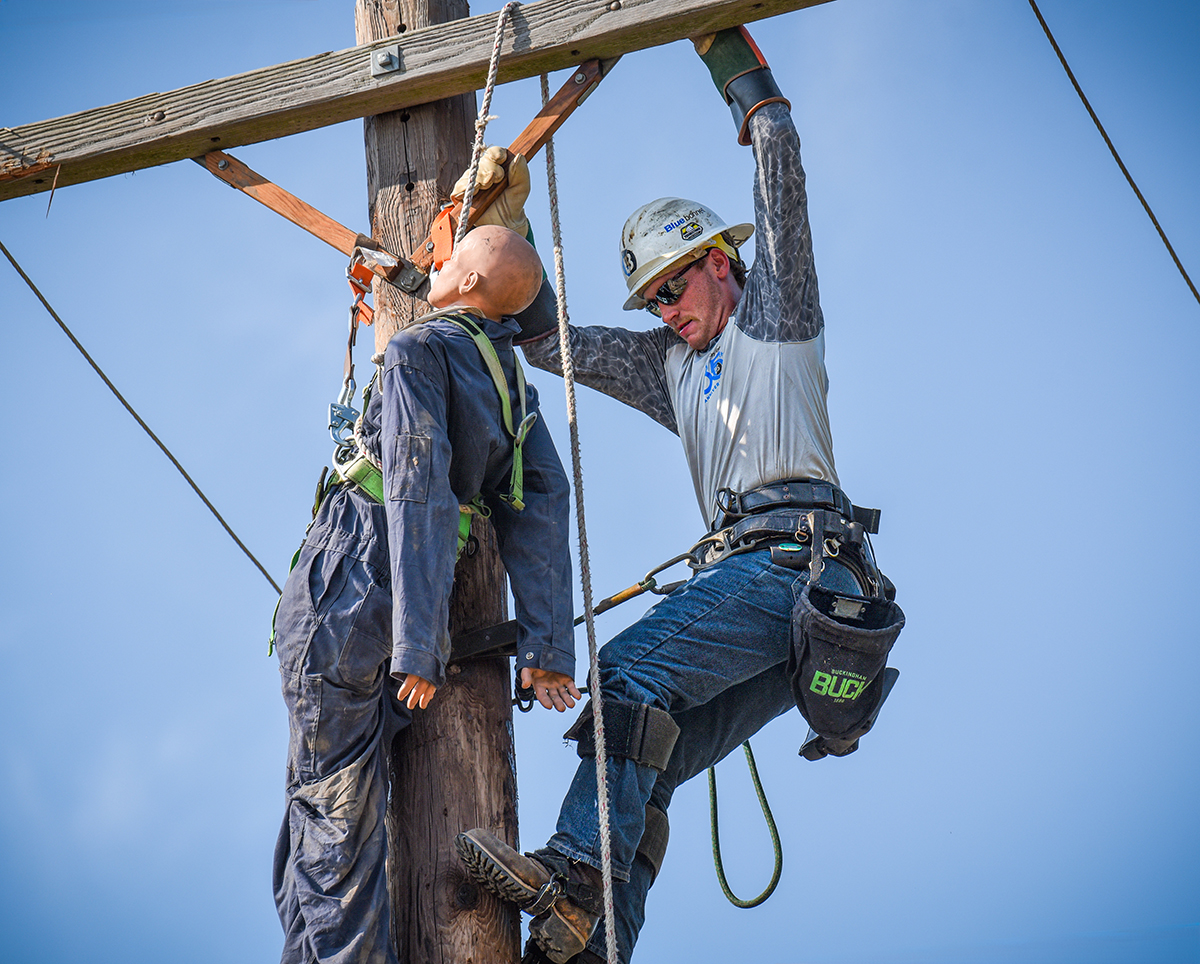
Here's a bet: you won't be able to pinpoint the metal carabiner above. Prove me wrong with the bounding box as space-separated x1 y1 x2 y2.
713 486 740 522
329 380 360 446
643 551 697 592
346 258 372 298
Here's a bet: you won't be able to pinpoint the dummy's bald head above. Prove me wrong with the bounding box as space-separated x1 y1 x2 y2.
427 224 544 319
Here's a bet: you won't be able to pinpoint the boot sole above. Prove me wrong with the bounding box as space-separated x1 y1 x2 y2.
455 829 593 963
455 829 545 906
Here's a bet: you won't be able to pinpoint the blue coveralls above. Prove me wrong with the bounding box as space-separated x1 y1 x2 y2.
272 311 575 964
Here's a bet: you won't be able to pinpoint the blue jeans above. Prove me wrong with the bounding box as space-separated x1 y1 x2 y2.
546 548 862 963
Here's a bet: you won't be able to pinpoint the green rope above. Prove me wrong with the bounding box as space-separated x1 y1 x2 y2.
708 740 783 908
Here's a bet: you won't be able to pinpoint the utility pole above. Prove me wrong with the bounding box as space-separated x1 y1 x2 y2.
354 2 520 963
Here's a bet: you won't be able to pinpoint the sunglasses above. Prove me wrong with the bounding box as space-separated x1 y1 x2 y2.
643 250 711 317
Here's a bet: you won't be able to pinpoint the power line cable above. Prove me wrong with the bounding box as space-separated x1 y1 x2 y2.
1 238 283 594
1028 0 1199 307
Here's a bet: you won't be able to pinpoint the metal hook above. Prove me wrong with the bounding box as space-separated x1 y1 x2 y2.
329 387 360 447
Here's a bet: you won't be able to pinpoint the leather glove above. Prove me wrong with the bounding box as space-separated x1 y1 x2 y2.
451 145 531 239
693 27 790 146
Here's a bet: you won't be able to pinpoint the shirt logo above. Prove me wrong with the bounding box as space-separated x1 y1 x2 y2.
703 348 723 402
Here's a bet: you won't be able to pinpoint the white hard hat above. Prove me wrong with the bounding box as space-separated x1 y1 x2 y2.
619 197 753 310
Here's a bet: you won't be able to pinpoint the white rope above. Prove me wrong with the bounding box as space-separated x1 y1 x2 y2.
454 1 520 249
541 73 619 964
462 12 618 956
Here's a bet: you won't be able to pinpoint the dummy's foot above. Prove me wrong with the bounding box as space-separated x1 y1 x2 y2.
456 829 602 963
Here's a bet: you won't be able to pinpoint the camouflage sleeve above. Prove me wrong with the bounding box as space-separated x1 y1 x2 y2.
521 325 679 435
736 101 825 344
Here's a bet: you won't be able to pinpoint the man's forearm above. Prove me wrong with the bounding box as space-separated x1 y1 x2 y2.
522 322 680 434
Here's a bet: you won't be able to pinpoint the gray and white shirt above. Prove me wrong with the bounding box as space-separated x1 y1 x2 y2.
524 103 837 530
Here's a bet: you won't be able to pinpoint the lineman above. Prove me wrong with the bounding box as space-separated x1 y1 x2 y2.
457 27 902 964
272 225 580 964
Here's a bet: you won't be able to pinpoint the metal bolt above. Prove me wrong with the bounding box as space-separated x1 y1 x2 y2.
608 0 621 9
149 110 165 122
377 50 394 67
574 72 586 84
426 241 436 252
217 159 229 170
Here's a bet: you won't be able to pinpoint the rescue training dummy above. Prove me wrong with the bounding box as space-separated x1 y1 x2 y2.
455 28 904 964
271 224 581 964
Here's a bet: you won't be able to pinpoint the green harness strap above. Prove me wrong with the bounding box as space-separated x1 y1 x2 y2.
341 453 385 504
445 313 537 512
333 308 532 545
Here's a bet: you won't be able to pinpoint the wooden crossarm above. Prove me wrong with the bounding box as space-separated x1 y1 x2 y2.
0 0 832 203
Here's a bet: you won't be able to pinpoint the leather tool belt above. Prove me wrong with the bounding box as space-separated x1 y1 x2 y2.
693 479 881 573
713 478 880 534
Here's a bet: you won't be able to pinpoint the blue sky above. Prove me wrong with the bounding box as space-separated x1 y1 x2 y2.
1 2 1197 962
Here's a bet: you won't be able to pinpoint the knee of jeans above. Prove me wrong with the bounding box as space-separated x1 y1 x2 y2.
598 663 670 711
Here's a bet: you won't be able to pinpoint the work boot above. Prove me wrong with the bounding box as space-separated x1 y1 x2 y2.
521 940 605 964
456 829 603 963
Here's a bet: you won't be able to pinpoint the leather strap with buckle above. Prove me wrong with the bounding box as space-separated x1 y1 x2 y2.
713 479 880 534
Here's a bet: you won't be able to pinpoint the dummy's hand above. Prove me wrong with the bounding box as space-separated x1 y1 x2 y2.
397 674 438 711
519 667 582 713
451 145 531 238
